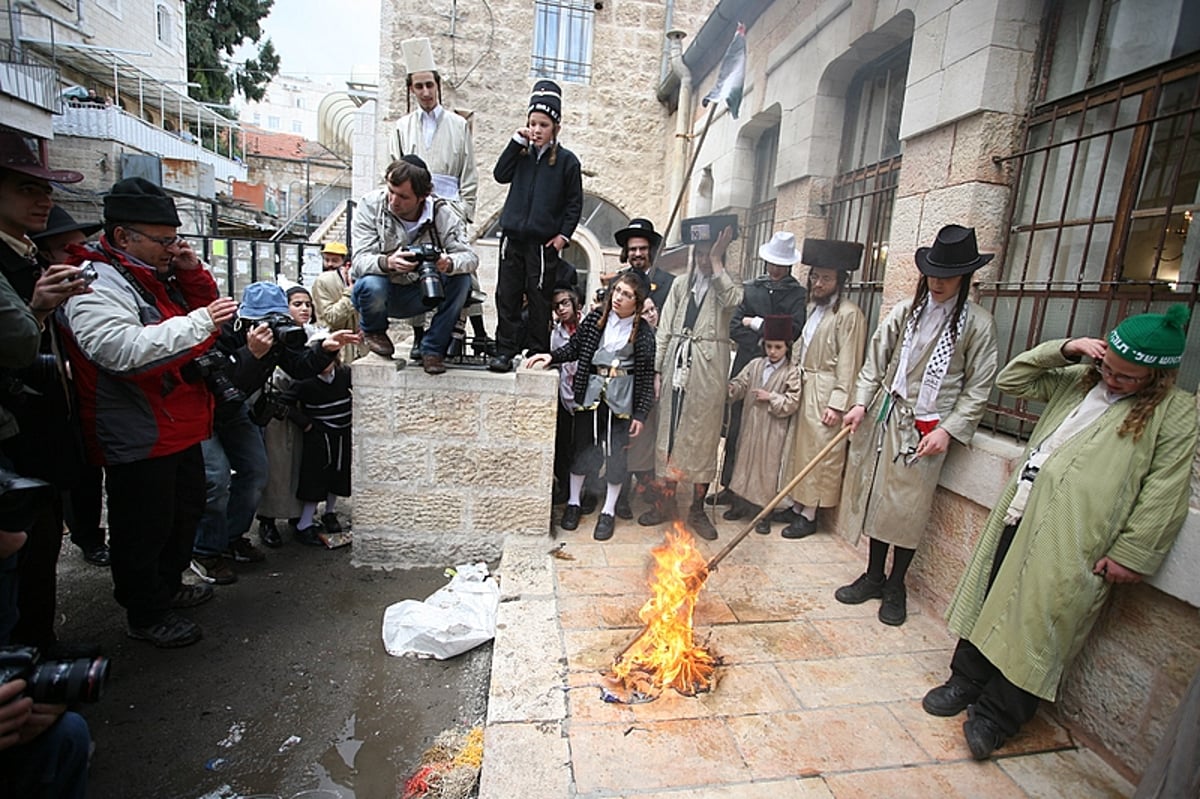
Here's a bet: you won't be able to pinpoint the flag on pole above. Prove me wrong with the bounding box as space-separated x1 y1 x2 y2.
701 22 747 119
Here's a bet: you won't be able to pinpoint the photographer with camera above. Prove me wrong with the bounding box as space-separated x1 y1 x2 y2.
350 156 477 375
58 177 237 648
190 281 360 582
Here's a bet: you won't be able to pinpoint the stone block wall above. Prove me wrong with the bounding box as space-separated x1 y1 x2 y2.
350 356 558 568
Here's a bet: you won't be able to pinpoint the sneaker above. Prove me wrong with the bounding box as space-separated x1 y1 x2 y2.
190 555 237 585
258 518 283 549
834 573 884 605
170 583 214 608
127 611 202 648
223 537 265 563
321 512 343 534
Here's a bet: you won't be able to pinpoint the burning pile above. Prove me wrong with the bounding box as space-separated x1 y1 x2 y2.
603 524 718 703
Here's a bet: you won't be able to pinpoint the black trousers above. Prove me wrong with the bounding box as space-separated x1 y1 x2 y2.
553 403 576 499
949 523 1041 737
495 238 558 357
64 462 105 551
12 494 64 650
104 445 206 627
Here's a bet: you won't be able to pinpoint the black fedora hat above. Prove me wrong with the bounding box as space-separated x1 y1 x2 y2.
30 205 101 243
915 224 994 278
614 218 662 249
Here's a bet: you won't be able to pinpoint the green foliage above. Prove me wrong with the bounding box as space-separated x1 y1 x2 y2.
186 0 281 106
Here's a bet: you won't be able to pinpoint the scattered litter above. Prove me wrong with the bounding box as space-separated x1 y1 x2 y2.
548 543 575 560
204 757 227 771
382 563 499 660
217 722 245 748
401 725 483 799
278 735 301 753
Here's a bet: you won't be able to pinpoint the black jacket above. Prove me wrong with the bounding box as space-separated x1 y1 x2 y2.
494 139 583 242
549 308 656 422
214 319 335 422
729 274 807 376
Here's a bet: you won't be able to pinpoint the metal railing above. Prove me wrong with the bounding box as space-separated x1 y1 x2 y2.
186 236 326 300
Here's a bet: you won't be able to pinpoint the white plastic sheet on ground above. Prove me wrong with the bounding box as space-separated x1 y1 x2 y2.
381 562 500 659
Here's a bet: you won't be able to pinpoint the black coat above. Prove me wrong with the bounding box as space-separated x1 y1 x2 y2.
215 320 335 422
729 274 807 376
549 308 656 422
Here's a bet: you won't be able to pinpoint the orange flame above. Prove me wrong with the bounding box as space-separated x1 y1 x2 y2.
607 522 717 701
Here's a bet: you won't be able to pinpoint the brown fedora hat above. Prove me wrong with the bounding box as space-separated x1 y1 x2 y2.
0 131 83 184
915 224 994 278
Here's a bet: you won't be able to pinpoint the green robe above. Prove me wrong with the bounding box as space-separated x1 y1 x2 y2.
946 339 1199 701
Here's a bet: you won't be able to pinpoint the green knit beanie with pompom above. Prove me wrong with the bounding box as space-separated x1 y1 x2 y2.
1108 304 1191 368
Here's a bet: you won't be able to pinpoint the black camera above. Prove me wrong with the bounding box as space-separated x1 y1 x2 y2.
249 386 290 426
0 645 109 704
186 349 244 405
0 468 52 532
405 243 445 307
256 312 307 350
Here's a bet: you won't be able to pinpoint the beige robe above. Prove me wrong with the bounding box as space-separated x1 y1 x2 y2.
390 108 478 222
728 357 802 507
655 268 743 483
842 298 998 549
310 268 366 362
786 299 866 507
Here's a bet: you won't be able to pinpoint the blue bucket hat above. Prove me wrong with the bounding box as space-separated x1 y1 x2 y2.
239 282 288 319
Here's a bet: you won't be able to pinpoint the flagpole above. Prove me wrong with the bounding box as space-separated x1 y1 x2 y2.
655 103 718 262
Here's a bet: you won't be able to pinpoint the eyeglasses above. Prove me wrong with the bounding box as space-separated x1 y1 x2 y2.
124 226 182 248
1094 361 1150 387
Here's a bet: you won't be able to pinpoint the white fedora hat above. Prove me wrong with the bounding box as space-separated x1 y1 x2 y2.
758 231 801 266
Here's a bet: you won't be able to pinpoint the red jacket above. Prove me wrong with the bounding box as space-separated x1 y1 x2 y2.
58 237 220 465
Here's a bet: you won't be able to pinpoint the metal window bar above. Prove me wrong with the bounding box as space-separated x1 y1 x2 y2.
531 0 594 83
824 156 901 334
979 58 1200 439
741 199 776 278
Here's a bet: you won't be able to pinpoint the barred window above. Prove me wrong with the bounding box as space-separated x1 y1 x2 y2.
826 41 909 331
742 124 779 277
532 0 594 84
980 0 1200 437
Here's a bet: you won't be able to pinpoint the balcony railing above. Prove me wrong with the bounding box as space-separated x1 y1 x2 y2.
53 104 247 183
0 58 59 113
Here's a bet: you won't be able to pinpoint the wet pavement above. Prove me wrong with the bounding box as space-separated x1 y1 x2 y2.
480 506 1137 798
52 535 491 799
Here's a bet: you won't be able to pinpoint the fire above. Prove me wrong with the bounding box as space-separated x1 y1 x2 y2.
604 522 717 702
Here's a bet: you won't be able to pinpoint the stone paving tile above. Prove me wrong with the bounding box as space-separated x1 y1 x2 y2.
889 699 1075 763
619 777 833 798
776 653 935 707
699 620 836 664
556 565 648 596
488 597 567 724
717 533 862 566
721 586 878 623
694 592 739 626
809 612 957 658
549 539 610 568
822 760 1028 798
566 669 636 725
557 593 644 630
694 662 804 718
563 627 641 672
704 563 780 593
997 748 1134 798
726 705 927 778
479 721 572 799
570 718 752 794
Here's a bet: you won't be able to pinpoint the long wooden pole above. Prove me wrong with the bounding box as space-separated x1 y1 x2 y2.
616 425 854 660
655 103 718 262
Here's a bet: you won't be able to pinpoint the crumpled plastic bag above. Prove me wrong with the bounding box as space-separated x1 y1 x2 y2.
381 562 500 659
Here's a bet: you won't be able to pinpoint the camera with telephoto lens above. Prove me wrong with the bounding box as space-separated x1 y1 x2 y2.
256 312 307 350
0 645 109 705
185 349 244 405
404 243 445 307
0 468 52 533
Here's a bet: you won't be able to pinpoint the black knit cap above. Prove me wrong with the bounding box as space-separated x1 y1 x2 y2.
104 177 182 227
529 80 562 124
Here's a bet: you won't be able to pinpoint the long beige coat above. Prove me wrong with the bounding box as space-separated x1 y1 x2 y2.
310 268 367 362
655 269 743 483
842 298 998 549
728 357 802 507
786 299 866 508
390 108 478 222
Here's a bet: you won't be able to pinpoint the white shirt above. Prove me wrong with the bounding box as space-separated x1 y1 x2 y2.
420 105 443 149
761 358 782 386
801 303 827 359
601 312 634 350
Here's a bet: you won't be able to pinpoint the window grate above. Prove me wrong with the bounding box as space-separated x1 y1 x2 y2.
531 0 595 84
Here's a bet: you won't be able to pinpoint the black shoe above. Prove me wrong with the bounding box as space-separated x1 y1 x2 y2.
579 493 598 515
879 583 907 625
834 573 885 604
258 518 283 549
487 354 514 373
704 488 733 507
687 507 718 541
321 512 343 534
963 705 1007 760
781 516 818 539
922 681 979 717
409 342 424 362
638 506 674 527
81 544 111 566
754 518 772 534
593 513 615 541
721 502 748 521
770 507 798 524
292 521 325 547
614 495 633 520
561 504 582 531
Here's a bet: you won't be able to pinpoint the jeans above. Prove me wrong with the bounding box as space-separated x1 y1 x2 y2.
0 709 91 799
352 272 472 357
194 403 268 557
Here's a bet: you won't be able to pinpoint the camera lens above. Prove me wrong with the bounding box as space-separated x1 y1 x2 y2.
27 656 110 704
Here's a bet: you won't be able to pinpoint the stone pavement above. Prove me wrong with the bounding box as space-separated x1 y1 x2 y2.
479 511 1136 798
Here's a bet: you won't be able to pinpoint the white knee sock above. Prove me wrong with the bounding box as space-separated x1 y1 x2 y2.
602 482 621 515
568 473 586 506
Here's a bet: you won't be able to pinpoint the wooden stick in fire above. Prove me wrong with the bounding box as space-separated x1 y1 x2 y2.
616 425 854 661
